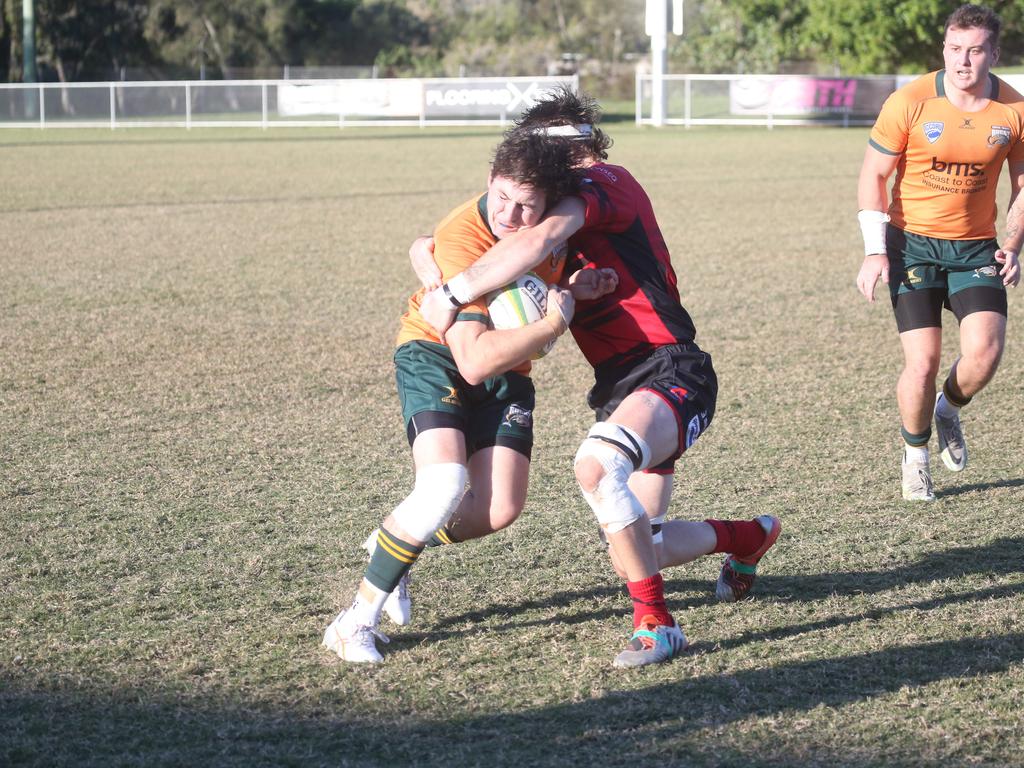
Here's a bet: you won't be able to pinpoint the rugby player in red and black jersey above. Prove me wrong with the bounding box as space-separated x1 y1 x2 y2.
410 89 781 668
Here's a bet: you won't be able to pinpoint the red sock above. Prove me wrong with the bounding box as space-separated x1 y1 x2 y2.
706 519 766 558
626 573 673 628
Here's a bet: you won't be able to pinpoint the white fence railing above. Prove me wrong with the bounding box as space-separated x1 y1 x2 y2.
635 73 897 128
0 75 578 129
636 73 1024 128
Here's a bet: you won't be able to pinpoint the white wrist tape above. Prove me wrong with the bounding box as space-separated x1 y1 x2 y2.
858 210 890 256
446 273 474 304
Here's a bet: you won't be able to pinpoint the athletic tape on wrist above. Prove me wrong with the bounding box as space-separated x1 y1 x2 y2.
446 273 473 304
442 283 462 308
858 209 890 256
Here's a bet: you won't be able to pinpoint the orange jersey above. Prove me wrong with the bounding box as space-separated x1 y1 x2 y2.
869 70 1024 239
395 193 565 375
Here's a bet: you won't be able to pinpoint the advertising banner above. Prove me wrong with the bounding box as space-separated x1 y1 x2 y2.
729 76 897 118
278 79 421 117
422 77 575 118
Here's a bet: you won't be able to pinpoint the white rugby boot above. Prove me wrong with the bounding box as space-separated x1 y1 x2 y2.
322 608 389 663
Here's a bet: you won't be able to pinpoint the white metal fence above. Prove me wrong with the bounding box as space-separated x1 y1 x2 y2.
0 75 578 129
635 73 1024 128
635 73 897 128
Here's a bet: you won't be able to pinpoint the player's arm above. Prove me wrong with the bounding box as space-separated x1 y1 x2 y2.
417 197 587 334
445 286 573 385
855 144 900 302
996 159 1024 287
565 264 618 299
409 235 442 289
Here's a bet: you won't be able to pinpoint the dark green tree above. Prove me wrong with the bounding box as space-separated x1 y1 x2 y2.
800 0 1023 74
672 0 811 74
35 0 151 80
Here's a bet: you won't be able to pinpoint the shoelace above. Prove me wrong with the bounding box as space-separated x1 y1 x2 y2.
938 413 964 445
353 624 390 646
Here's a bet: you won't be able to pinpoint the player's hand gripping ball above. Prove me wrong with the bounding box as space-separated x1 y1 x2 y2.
485 272 556 359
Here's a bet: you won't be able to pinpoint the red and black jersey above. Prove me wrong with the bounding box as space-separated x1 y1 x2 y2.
568 163 697 375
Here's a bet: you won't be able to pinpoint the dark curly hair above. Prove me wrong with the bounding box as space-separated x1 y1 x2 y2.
510 86 613 163
945 4 1001 47
490 131 581 206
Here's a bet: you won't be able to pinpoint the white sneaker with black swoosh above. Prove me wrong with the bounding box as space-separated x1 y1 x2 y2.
934 394 967 472
901 452 935 502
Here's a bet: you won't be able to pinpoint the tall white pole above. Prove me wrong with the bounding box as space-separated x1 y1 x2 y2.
23 0 39 118
646 0 667 126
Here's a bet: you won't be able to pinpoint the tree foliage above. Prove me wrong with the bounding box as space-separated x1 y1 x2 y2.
674 0 811 74
1 0 1022 83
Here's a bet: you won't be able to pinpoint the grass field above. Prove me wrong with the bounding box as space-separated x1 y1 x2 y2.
2 123 1023 768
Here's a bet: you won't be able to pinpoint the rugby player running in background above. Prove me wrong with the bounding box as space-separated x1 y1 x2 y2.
410 89 781 668
856 3 1023 501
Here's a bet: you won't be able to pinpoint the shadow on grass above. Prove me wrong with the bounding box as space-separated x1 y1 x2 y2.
4 631 1022 767
935 476 1024 498
413 536 1024 644
766 534 1024 602
405 572 717 643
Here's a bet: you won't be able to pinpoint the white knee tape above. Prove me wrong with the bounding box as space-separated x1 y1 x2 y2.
390 462 468 542
574 428 648 534
581 422 652 471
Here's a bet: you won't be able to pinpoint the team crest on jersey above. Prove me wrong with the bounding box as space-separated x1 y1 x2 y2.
988 125 1010 147
923 122 944 143
503 403 533 428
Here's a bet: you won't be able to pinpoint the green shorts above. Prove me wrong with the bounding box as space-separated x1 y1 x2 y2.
394 340 536 458
886 226 1007 331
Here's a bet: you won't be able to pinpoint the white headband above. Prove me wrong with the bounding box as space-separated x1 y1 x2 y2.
532 123 593 138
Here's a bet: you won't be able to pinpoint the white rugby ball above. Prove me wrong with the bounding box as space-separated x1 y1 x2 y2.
485 271 555 359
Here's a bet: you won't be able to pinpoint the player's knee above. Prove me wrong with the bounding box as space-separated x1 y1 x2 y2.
573 453 605 493
903 355 941 383
573 423 651 534
966 337 1004 374
390 463 468 543
487 496 525 532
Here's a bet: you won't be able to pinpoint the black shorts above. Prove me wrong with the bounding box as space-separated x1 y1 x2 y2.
589 343 717 473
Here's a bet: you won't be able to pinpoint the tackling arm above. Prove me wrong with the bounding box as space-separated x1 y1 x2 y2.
855 145 900 302
419 197 587 335
449 196 587 298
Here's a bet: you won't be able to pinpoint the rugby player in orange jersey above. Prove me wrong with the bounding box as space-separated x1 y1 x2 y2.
323 133 602 664
856 3 1024 501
